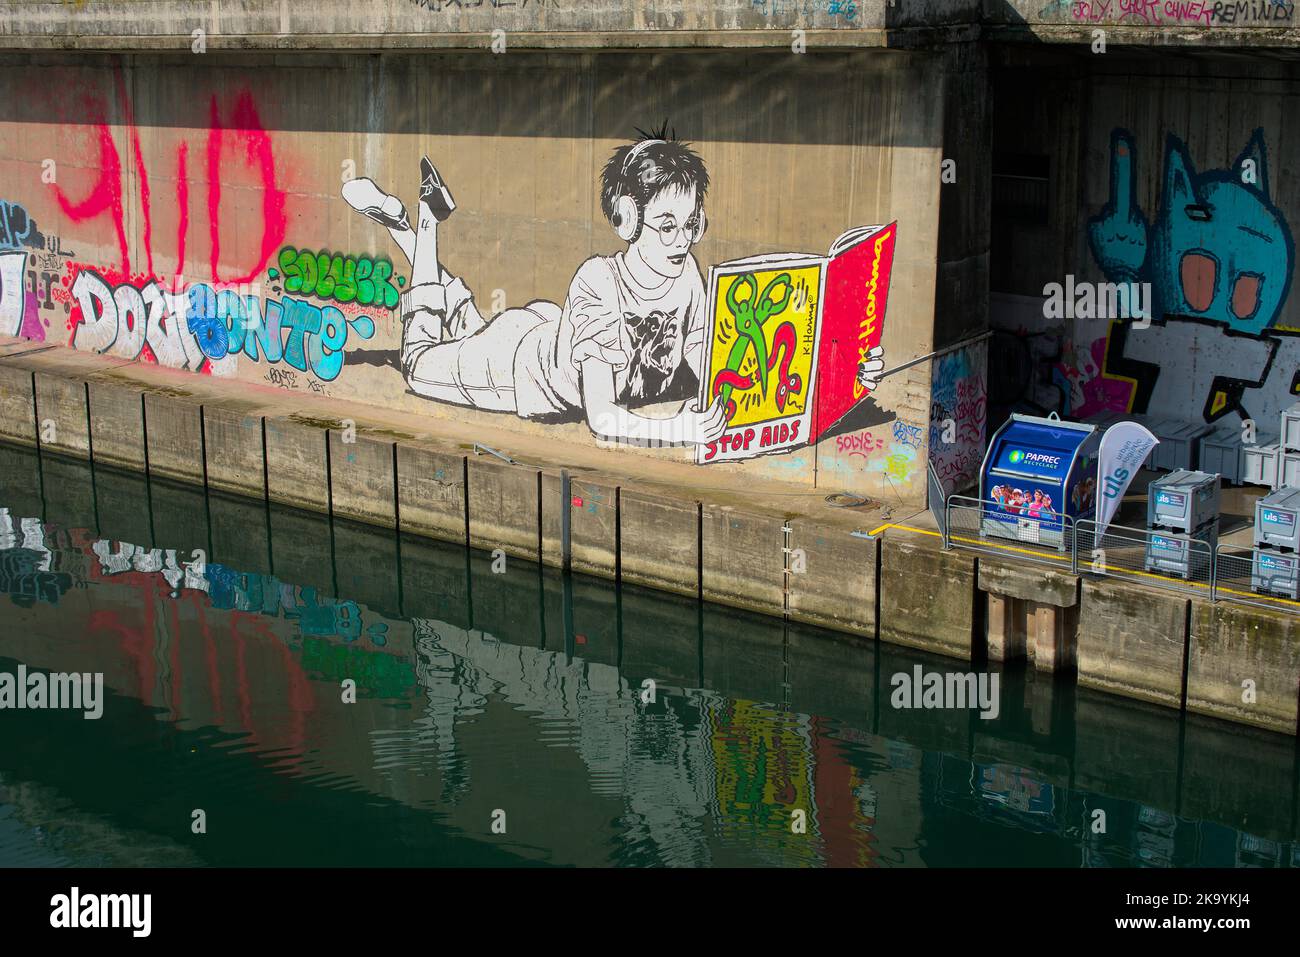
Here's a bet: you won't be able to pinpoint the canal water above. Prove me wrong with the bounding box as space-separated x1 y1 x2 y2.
0 443 1296 868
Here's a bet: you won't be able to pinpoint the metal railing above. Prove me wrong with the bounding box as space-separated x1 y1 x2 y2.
1074 519 1213 597
939 497 1299 612
1214 543 1300 613
944 495 1075 569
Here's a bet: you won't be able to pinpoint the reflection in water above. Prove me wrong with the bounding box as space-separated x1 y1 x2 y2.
0 443 1296 868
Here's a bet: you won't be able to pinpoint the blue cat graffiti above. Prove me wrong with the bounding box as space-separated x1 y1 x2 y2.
1089 128 1293 336
1083 128 1299 426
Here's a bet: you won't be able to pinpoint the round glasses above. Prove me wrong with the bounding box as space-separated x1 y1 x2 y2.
650 214 705 246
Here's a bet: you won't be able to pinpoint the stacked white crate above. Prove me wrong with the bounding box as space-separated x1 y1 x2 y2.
1280 402 1300 489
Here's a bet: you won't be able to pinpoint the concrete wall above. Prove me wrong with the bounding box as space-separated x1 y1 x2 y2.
991 0 1298 32
989 48 1300 434
0 0 984 48
0 47 944 505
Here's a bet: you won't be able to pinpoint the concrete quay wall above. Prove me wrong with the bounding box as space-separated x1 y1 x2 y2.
1 341 1296 738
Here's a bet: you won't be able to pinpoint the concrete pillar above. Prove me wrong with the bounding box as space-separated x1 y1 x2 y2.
1030 601 1078 673
986 593 1026 662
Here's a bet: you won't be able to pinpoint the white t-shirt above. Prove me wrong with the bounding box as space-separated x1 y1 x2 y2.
513 252 706 419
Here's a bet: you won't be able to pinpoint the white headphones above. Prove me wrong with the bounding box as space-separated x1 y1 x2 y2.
612 139 664 243
611 138 709 245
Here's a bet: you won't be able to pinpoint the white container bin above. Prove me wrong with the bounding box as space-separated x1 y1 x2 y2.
1282 401 1300 451
1281 450 1300 489
1243 444 1280 487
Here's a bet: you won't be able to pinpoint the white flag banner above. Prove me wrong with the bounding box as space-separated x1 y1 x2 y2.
1095 421 1159 537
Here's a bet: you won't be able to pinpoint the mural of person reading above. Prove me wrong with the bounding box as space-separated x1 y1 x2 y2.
342 129 886 450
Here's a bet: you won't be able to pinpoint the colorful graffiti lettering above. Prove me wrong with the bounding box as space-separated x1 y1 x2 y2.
50 78 286 285
271 246 403 309
0 201 66 342
928 344 987 489
69 266 375 381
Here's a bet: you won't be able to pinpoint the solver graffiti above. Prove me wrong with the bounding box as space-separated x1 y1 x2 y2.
69 267 375 381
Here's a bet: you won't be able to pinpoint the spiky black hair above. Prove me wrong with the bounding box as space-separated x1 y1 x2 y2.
600 122 709 232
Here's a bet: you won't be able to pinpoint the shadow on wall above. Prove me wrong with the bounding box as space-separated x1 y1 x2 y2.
994 127 1299 433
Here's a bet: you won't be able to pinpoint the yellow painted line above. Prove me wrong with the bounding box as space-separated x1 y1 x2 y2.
872 519 1300 610
1216 584 1300 609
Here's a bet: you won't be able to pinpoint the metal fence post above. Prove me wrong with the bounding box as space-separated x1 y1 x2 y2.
1210 545 1218 602
1071 520 1079 575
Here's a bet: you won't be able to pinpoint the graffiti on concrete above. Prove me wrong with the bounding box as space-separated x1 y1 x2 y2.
0 200 70 342
1081 128 1298 425
1053 0 1294 21
341 127 887 460
51 81 286 285
410 0 563 9
69 266 376 381
928 342 987 489
270 246 405 310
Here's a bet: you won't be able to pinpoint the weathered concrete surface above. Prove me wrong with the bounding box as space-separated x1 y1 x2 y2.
978 557 1078 607
0 441 43 518
267 502 335 596
264 416 330 515
331 516 400 618
786 520 878 638
143 392 204 484
207 489 271 575
38 454 97 532
1076 576 1189 710
618 489 699 599
328 430 396 529
787 623 875 730
702 505 786 617
0 1 982 49
1187 598 1300 734
202 406 266 498
33 372 88 459
1180 713 1297 843
466 457 540 561
619 582 700 688
701 602 785 704
398 531 471 626
1073 687 1182 815
540 471 618 579
877 641 974 757
878 531 975 659
93 464 153 549
467 546 542 638
0 42 945 508
0 364 35 446
564 574 621 667
149 475 210 561
395 445 466 546
87 380 145 471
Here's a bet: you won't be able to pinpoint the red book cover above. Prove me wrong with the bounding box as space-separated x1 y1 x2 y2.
809 222 897 442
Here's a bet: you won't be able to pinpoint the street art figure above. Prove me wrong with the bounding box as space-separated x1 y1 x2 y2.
1079 128 1300 426
342 131 884 449
1089 128 1294 336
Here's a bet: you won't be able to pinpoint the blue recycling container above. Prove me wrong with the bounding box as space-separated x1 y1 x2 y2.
979 413 1101 546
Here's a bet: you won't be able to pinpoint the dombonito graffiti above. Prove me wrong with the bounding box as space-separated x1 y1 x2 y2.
342 129 886 452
